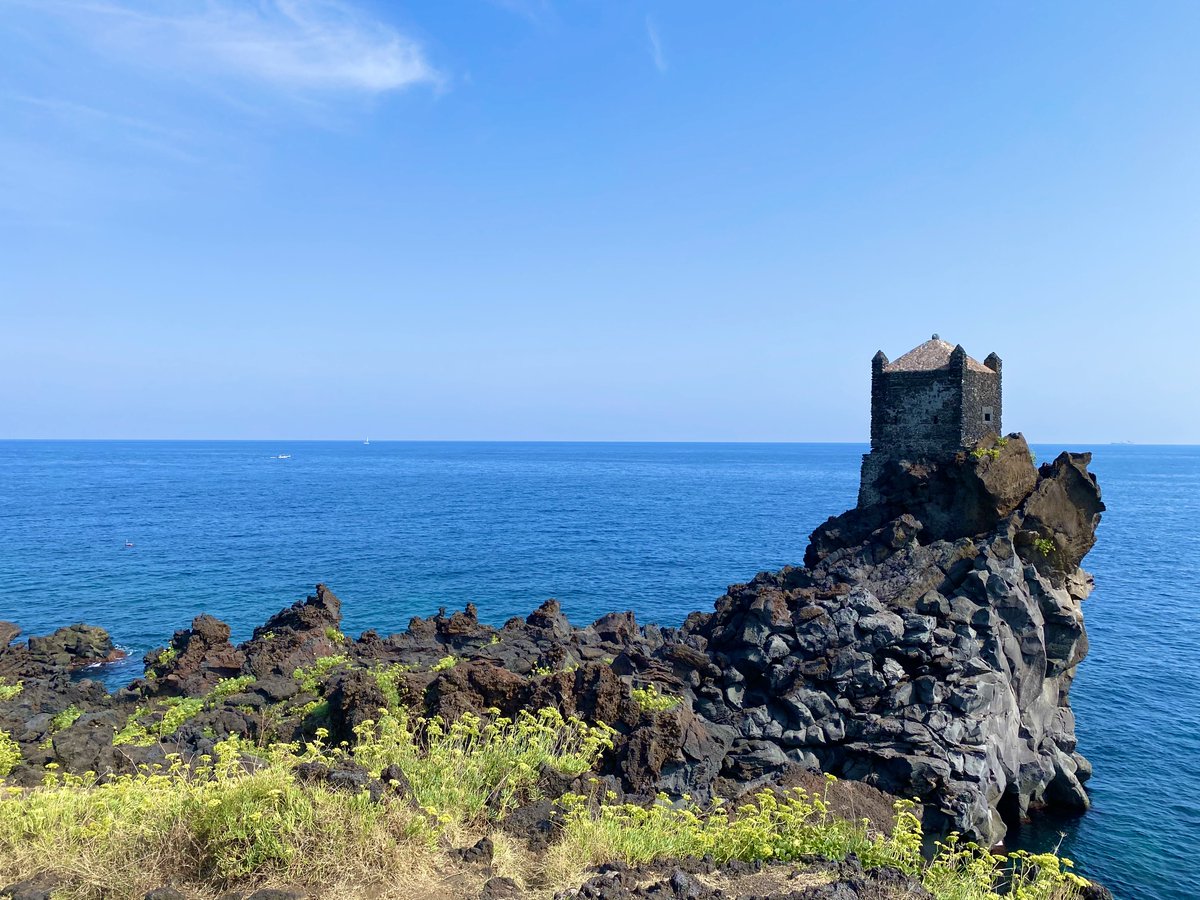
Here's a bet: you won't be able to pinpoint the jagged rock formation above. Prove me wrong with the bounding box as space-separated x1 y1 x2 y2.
0 434 1103 849
0 622 122 680
686 436 1104 844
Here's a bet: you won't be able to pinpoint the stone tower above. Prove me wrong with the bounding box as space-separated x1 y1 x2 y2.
859 335 1002 505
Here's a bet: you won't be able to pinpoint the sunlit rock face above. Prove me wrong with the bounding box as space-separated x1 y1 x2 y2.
689 436 1104 844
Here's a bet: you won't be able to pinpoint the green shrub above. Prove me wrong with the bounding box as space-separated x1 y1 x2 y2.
1034 537 1056 556
351 707 614 826
49 706 84 733
293 655 349 694
324 627 346 645
114 696 206 747
211 676 257 701
368 663 410 713
0 747 426 895
0 731 20 777
429 655 457 673
0 716 1091 900
0 681 22 703
155 647 178 667
631 684 680 712
549 781 1087 900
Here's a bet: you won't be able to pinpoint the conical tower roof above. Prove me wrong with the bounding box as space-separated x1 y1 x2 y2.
883 335 991 374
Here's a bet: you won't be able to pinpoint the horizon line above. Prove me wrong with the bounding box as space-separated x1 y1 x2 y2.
0 437 1188 446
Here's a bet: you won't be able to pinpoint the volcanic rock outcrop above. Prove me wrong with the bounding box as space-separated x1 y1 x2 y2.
0 434 1103 848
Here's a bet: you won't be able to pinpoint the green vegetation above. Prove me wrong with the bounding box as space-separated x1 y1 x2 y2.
325 627 347 645
0 731 19 777
430 655 458 673
0 747 426 895
293 655 349 693
297 699 331 725
0 681 22 702
369 663 411 713
970 436 1009 462
548 781 1086 900
49 705 84 733
0 708 613 897
630 684 680 712
211 675 257 701
115 695 207 747
0 711 1090 900
351 708 613 825
1034 537 1057 556
155 647 178 667
114 678 253 747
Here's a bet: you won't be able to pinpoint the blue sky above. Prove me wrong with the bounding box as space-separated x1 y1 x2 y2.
1 1 1198 442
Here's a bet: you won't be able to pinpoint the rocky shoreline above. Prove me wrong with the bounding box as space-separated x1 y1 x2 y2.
0 434 1107 898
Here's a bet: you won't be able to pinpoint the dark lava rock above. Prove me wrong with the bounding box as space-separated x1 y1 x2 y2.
241 585 345 680
144 614 246 696
0 874 60 900
480 876 522 900
452 836 494 865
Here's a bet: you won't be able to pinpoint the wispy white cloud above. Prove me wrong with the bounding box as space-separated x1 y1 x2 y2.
16 0 440 95
645 15 666 73
6 93 199 161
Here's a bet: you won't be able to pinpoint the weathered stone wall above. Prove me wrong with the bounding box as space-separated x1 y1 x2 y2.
869 358 1000 460
959 367 1002 449
869 369 965 456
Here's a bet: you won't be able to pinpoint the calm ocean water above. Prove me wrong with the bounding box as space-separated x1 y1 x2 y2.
0 441 1196 898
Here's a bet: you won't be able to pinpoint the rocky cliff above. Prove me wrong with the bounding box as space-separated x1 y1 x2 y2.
0 434 1103 849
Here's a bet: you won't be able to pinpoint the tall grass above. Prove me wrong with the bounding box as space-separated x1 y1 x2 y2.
0 707 612 898
0 709 1089 900
349 707 614 824
546 779 1087 900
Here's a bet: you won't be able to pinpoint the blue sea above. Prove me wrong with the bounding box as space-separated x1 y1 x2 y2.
0 441 1196 899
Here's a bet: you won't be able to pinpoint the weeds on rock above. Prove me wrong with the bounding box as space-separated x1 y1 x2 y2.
1033 537 1056 556
548 777 1086 900
293 655 349 693
0 732 19 777
49 705 84 733
0 707 613 897
369 663 411 712
0 681 21 702
0 718 1090 900
350 707 614 825
630 684 680 712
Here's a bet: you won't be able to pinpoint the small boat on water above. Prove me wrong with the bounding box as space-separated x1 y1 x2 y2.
275 454 291 460
363 439 370 445
124 541 134 548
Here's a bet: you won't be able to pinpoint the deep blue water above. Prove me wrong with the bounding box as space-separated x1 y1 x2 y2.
0 441 1196 899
